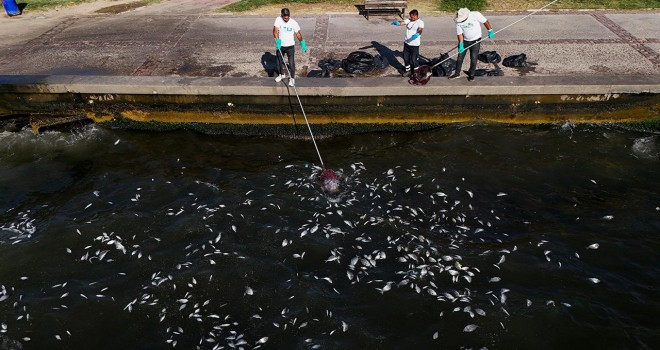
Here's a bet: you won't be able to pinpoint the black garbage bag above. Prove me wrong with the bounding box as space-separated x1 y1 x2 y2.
472 68 503 76
343 51 375 74
430 53 456 77
503 53 527 67
478 51 501 63
318 59 343 72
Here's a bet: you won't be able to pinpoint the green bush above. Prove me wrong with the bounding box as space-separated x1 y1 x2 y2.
24 0 91 11
223 0 353 12
438 0 489 12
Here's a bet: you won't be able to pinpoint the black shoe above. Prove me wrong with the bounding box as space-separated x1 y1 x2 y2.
467 75 474 82
448 73 461 80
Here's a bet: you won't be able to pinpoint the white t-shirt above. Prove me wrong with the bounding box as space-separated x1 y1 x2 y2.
404 19 424 46
456 11 487 41
274 17 301 47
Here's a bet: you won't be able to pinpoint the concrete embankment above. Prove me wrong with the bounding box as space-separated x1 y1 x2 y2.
1 4 659 134
0 74 658 135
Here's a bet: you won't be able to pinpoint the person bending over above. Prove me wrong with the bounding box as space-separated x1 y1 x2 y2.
449 8 494 82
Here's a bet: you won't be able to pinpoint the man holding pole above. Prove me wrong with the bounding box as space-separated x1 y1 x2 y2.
449 8 494 82
273 8 308 87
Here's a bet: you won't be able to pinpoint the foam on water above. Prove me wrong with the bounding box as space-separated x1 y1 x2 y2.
631 136 658 159
0 126 104 161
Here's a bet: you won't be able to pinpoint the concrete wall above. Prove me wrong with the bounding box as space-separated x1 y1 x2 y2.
1 75 658 135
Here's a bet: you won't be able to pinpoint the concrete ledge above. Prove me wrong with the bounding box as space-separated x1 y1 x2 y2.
1 75 659 96
1 75 659 135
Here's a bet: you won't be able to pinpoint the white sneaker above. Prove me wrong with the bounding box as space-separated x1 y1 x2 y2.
288 78 295 87
274 74 285 82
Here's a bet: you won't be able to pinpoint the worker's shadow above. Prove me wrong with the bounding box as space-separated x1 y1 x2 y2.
261 52 278 77
359 41 406 74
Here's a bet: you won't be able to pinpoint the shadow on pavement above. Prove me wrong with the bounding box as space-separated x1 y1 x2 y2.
261 52 278 77
360 41 404 74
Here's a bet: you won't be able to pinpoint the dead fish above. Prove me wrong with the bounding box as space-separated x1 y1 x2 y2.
463 324 478 332
587 243 599 250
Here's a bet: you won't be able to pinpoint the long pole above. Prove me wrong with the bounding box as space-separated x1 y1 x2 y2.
277 49 326 169
430 0 560 70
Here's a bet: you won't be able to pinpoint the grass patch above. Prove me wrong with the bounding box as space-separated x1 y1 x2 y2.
222 0 354 12
21 0 658 13
439 0 489 12
221 0 658 13
23 0 94 11
22 0 163 12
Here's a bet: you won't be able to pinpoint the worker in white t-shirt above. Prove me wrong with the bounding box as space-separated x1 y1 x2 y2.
449 8 494 82
273 8 308 87
391 9 424 77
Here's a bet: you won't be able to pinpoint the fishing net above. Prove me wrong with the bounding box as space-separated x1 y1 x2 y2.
319 168 340 193
409 65 433 85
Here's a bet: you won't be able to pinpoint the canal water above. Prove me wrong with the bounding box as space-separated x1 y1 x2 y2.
0 124 658 349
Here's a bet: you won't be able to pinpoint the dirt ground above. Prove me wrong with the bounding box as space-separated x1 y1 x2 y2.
94 0 151 14
20 0 150 16
224 0 558 16
29 0 560 18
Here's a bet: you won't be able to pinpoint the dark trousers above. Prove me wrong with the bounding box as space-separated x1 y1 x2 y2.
276 45 295 78
403 43 420 71
455 39 480 77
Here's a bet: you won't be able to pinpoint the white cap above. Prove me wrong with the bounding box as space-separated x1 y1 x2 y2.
455 8 470 22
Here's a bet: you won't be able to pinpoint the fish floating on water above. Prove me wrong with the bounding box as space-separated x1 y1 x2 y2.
0 157 626 349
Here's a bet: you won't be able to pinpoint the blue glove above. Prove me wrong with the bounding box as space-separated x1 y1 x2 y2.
391 21 400 26
410 33 420 41
458 41 465 54
488 29 494 39
275 38 281 50
300 39 308 53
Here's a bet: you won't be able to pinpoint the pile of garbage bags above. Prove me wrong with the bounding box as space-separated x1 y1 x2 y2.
318 51 389 75
316 50 528 77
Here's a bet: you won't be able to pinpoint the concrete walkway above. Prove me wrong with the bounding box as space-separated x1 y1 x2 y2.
0 1 658 132
0 1 658 78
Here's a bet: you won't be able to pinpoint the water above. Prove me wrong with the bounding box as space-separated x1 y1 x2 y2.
0 124 658 349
